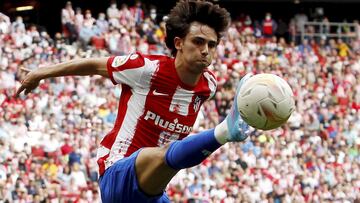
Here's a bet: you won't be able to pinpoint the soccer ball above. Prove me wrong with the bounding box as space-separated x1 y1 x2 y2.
237 74 295 130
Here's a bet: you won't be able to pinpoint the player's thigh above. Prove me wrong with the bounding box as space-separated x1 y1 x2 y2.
99 149 170 203
135 147 178 196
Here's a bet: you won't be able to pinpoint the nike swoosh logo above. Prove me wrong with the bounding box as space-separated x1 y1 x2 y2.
153 90 168 96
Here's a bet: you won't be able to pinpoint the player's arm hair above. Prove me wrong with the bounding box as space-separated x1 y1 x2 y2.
34 57 109 80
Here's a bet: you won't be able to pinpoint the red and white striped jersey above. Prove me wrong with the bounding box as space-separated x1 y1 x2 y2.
97 52 217 175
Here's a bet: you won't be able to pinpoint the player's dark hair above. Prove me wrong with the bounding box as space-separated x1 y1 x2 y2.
165 0 231 56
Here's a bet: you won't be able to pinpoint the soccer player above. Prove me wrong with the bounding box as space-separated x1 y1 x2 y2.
16 1 251 202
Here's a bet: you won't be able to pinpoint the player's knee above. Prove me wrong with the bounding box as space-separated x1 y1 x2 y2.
156 145 170 166
138 146 168 168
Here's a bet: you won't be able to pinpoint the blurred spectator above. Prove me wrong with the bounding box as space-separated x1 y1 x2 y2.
78 12 101 50
83 10 96 29
70 163 87 189
276 18 288 39
107 1 120 28
74 7 84 33
11 16 25 33
294 11 308 33
119 4 133 27
130 1 144 25
262 12 277 38
149 6 158 23
96 12 109 34
61 1 77 42
0 12 10 35
105 26 121 54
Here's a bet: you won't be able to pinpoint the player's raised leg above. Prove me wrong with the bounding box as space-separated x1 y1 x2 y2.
135 74 253 196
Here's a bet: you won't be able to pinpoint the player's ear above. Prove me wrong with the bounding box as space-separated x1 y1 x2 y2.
174 37 183 51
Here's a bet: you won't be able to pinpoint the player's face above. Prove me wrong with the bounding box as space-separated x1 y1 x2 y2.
176 22 218 73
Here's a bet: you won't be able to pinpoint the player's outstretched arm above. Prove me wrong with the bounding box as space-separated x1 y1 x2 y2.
16 57 109 96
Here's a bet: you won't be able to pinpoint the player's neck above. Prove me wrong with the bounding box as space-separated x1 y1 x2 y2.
174 57 202 87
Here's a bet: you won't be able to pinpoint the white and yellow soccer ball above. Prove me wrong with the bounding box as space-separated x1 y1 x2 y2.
237 73 295 130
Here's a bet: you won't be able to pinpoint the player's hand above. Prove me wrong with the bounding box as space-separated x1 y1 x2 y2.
15 68 42 97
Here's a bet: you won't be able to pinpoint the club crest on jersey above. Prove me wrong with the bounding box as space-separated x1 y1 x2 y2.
193 96 201 112
112 55 130 67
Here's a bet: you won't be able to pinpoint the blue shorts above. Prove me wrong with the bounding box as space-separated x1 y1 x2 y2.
99 149 170 203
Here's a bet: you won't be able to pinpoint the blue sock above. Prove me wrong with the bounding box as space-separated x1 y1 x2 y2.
165 129 222 170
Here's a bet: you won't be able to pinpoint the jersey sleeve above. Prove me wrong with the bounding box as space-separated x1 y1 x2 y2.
106 53 145 87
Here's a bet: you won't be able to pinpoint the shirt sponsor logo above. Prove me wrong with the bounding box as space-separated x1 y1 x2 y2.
144 110 193 134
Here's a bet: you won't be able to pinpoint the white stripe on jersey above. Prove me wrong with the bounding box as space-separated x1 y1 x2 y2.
107 58 159 165
204 72 217 98
169 87 194 116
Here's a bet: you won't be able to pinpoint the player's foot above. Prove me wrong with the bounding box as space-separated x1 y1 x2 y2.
225 73 252 142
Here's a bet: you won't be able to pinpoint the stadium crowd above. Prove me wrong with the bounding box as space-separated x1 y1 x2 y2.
0 1 359 202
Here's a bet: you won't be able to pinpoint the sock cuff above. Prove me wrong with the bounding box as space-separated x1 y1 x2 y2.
164 141 180 170
214 120 229 145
